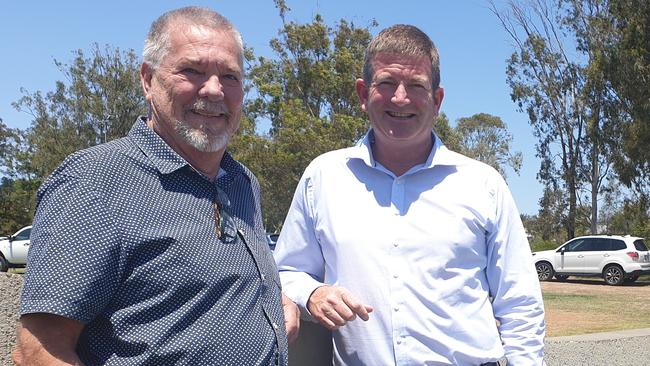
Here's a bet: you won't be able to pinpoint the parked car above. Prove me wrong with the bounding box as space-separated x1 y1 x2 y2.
532 235 650 285
0 225 31 272
266 233 279 250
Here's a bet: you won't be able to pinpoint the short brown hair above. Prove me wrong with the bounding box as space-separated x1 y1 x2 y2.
363 24 440 90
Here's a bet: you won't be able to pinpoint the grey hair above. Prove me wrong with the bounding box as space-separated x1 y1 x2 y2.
363 24 440 90
143 6 244 69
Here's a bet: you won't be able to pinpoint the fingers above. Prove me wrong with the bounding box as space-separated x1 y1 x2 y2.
281 293 300 345
307 285 372 330
341 292 374 321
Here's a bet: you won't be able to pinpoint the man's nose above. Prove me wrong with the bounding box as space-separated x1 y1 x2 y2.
199 74 225 101
391 83 410 106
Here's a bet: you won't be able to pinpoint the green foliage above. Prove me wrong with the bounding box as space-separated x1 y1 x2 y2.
432 113 461 151
1 44 145 230
492 0 621 239
599 0 650 189
12 44 146 179
0 178 37 234
521 187 569 243
232 10 374 229
529 239 561 252
455 113 522 178
604 195 650 238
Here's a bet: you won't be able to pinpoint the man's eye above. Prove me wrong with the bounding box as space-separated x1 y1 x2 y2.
376 80 394 87
223 74 239 81
182 68 201 75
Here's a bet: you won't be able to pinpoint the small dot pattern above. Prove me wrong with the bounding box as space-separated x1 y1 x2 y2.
20 117 288 365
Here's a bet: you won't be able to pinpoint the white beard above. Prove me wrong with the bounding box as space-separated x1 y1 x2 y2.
174 120 230 152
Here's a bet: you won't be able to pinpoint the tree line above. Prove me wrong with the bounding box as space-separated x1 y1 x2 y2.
1 0 649 247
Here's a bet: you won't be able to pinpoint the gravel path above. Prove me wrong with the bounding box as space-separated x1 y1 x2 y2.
0 273 22 366
545 330 650 366
2 273 649 366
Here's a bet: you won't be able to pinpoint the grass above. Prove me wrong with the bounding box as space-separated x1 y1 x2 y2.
542 279 650 337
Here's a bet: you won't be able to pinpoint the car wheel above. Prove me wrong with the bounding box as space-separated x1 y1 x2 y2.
623 275 639 284
603 265 624 286
554 274 569 281
0 255 8 272
536 262 554 281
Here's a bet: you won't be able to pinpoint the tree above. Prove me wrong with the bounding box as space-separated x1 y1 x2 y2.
536 186 567 242
12 44 146 179
2 44 146 231
605 196 650 239
0 177 38 234
432 113 461 151
597 0 650 191
230 2 374 229
455 113 522 178
490 0 611 238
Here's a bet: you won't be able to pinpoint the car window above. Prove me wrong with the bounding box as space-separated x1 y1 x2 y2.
634 239 649 251
14 227 31 241
589 238 610 251
563 239 585 252
575 238 602 252
610 239 627 251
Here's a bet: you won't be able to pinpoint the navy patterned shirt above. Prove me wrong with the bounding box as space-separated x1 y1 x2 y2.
21 117 288 365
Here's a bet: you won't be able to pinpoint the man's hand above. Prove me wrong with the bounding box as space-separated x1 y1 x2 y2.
307 285 373 330
281 293 300 344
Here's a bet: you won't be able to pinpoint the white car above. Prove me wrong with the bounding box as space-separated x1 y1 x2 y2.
0 225 31 272
266 233 279 250
532 235 650 285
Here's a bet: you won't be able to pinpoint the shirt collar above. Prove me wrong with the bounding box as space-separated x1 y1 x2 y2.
129 117 188 175
349 128 459 171
129 117 241 184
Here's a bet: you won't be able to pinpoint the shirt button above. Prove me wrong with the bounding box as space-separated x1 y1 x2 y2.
272 322 279 329
396 339 402 345
261 274 266 281
393 243 399 247
393 274 399 279
394 306 399 311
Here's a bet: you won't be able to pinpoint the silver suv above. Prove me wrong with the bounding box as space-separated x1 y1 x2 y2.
533 235 650 285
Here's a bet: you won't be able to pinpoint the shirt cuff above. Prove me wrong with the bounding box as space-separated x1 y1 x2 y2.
278 270 326 322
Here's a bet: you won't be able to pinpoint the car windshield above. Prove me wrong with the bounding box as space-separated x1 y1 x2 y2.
634 239 648 251
14 227 31 241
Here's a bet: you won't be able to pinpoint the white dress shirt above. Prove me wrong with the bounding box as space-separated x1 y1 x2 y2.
274 131 545 366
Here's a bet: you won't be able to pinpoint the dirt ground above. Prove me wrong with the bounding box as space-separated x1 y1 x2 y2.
541 278 650 336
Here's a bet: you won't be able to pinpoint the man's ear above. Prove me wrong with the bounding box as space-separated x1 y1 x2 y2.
433 87 445 115
140 63 154 103
355 78 369 112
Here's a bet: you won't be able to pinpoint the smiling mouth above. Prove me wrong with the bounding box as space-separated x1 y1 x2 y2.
386 111 415 119
192 109 226 118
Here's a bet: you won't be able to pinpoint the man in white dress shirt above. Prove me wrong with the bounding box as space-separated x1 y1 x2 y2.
274 24 545 366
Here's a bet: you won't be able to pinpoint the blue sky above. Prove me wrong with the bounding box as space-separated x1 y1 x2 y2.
0 0 543 214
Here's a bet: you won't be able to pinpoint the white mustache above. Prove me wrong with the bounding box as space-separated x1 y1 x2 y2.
191 99 229 117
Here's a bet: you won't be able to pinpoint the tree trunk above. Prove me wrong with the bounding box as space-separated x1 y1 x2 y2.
568 174 577 240
591 142 599 234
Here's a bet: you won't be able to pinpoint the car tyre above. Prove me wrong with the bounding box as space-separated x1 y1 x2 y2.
603 264 625 286
0 255 8 272
554 274 569 281
536 262 554 281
